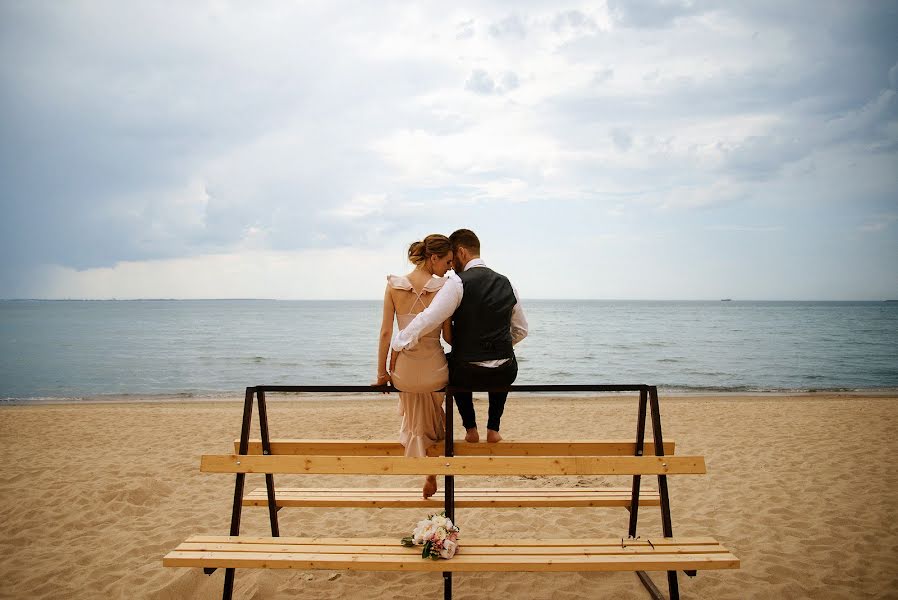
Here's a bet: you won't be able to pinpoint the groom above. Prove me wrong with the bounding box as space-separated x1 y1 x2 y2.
391 229 528 442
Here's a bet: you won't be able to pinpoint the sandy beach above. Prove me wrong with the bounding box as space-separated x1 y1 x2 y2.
1 393 896 599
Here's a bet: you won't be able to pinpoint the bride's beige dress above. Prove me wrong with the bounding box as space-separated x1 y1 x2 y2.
387 275 448 458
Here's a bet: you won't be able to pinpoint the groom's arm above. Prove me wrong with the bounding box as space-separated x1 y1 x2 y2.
510 285 528 346
391 273 463 352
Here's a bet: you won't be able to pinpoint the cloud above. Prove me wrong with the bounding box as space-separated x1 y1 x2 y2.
488 14 526 39
28 247 399 300
464 69 520 95
551 10 599 34
721 136 808 181
610 128 633 152
500 71 520 92
593 68 614 84
607 0 711 29
656 180 748 210
456 19 476 40
465 69 497 94
328 194 389 220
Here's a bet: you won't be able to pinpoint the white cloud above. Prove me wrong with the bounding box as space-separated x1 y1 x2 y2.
329 194 389 219
30 248 401 300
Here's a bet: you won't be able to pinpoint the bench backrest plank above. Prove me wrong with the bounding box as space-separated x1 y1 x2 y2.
234 439 676 456
201 454 705 476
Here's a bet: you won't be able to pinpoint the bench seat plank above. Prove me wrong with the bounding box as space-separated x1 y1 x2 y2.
243 487 662 508
185 535 723 546
163 536 739 573
236 440 676 456
201 455 705 476
174 541 729 556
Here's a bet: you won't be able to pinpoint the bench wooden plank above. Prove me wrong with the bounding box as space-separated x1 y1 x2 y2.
242 487 662 508
175 539 730 553
174 542 730 556
201 455 706 476
235 439 676 456
163 536 740 572
163 550 740 572
185 535 724 547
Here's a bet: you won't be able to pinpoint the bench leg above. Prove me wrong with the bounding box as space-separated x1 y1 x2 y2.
443 571 452 600
443 393 454 600
636 571 665 600
221 387 256 600
637 570 681 600
666 570 680 600
257 390 280 537
628 387 649 537
648 386 680 600
222 568 237 600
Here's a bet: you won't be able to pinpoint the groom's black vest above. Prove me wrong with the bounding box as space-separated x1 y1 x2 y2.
451 266 517 363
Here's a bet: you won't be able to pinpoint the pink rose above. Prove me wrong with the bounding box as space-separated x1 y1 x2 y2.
439 539 458 559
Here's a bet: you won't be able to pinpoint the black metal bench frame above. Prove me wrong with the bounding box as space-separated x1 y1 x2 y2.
214 384 685 600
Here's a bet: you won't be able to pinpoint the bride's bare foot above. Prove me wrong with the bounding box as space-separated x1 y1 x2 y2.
486 429 502 443
465 428 480 443
423 476 437 499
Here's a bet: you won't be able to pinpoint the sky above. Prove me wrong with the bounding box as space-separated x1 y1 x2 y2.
1 1 896 301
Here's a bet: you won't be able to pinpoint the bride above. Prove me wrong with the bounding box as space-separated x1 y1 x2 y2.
373 234 453 498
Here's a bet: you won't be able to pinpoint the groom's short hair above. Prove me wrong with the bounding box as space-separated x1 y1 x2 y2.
450 229 480 254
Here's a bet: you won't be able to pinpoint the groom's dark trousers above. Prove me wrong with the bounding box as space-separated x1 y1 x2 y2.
448 354 518 432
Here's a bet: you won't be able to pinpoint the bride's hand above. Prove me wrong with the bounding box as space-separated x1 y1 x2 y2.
372 373 392 393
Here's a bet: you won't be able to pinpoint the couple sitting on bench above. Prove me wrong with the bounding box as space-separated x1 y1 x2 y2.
372 229 527 498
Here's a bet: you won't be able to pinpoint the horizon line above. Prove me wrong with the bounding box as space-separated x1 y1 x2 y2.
3 297 897 303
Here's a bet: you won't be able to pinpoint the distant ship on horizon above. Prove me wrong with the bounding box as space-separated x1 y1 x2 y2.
720 298 732 302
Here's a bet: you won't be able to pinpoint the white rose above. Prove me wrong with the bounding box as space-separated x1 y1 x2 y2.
412 519 433 543
421 523 438 541
439 539 458 559
435 527 447 541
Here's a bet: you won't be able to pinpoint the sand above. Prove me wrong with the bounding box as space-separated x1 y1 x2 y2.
1 393 897 599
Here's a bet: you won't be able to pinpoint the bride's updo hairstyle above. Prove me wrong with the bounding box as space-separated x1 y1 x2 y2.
408 234 451 266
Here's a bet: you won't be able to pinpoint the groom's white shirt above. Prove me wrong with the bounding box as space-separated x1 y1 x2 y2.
391 258 528 366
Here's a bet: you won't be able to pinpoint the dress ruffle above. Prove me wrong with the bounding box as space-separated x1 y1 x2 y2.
387 274 446 292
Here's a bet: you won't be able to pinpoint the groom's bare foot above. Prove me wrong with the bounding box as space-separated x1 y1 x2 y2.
423 476 437 499
465 428 480 443
486 429 502 443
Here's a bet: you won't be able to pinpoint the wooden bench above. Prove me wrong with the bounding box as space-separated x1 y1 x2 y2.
236 439 673 509
165 535 738 572
163 384 739 600
166 451 736 598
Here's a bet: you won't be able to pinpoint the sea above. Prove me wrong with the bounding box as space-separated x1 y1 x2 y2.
1 299 897 402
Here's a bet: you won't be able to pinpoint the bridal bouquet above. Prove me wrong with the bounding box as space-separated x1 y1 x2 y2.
401 511 460 559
